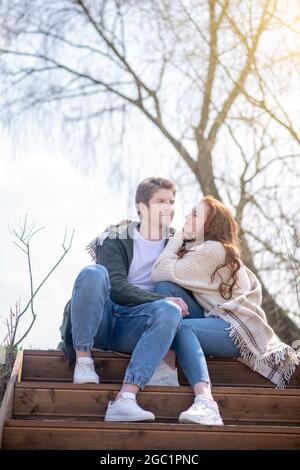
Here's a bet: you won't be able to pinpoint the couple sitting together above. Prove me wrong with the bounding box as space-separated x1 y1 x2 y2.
60 176 299 426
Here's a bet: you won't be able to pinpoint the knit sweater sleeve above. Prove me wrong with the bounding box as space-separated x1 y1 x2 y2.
151 237 224 290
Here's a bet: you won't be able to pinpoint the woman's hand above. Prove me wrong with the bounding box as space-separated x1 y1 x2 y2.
173 227 193 242
182 225 196 241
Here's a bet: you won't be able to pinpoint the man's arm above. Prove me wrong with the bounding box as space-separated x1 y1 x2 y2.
97 237 167 306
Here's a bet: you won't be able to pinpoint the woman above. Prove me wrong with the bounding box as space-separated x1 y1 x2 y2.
151 195 299 425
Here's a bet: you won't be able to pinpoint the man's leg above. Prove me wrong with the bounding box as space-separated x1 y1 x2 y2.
111 299 182 389
71 264 112 383
154 281 205 318
105 299 182 421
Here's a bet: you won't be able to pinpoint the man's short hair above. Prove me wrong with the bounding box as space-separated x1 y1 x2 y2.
135 176 176 217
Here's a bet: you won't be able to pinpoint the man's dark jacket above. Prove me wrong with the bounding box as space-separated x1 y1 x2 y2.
59 220 175 366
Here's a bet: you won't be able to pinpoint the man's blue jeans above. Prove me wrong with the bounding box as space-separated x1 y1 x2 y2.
154 282 241 386
70 265 182 390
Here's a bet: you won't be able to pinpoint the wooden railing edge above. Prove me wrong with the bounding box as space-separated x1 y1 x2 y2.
0 350 23 450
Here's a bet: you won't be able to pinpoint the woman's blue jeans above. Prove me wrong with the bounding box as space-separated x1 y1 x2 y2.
154 281 241 386
70 265 182 390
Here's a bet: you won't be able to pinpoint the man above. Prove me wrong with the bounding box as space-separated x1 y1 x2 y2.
60 177 202 422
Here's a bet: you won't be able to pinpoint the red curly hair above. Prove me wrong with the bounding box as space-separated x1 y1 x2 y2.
179 195 242 300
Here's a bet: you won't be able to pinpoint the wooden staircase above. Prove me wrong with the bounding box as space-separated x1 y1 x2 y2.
1 349 300 450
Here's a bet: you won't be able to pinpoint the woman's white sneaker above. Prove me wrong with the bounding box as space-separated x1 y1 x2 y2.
104 392 155 422
73 357 99 384
179 395 224 425
147 361 180 387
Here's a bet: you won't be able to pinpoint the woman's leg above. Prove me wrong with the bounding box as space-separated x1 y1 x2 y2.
154 281 205 318
172 322 210 388
172 317 240 424
154 281 205 370
173 317 240 387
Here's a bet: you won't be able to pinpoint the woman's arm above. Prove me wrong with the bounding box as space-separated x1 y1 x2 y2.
152 237 222 291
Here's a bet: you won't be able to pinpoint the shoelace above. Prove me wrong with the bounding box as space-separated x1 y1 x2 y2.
110 397 138 408
192 399 220 417
77 363 95 375
120 397 137 404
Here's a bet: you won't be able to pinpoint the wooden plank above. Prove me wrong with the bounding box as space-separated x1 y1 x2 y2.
0 351 23 450
22 350 300 388
24 349 131 358
13 382 300 425
5 418 300 432
15 381 300 395
3 419 300 450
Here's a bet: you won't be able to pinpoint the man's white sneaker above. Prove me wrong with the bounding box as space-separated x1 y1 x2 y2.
179 395 224 425
147 361 180 386
104 392 155 422
73 357 99 384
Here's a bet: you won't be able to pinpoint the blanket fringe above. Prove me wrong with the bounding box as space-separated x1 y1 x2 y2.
86 237 99 263
227 324 298 389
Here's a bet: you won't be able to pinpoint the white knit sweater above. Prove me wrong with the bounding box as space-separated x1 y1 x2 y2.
152 235 255 315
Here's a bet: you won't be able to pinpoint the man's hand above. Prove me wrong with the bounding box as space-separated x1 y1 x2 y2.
165 297 189 318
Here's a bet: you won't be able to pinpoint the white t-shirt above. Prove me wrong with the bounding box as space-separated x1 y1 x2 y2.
127 227 166 292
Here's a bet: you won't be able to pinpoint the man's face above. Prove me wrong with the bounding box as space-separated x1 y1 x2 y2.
139 188 175 230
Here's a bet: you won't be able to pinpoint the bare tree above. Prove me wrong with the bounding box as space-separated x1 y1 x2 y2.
0 216 74 402
1 0 300 343
7 215 75 347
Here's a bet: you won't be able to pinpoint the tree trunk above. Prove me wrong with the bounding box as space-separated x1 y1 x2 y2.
196 139 221 199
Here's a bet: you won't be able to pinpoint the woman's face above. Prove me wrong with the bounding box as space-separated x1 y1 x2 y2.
183 200 210 241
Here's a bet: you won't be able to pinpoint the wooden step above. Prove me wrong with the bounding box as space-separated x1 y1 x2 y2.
13 382 300 426
21 350 300 388
3 419 300 450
